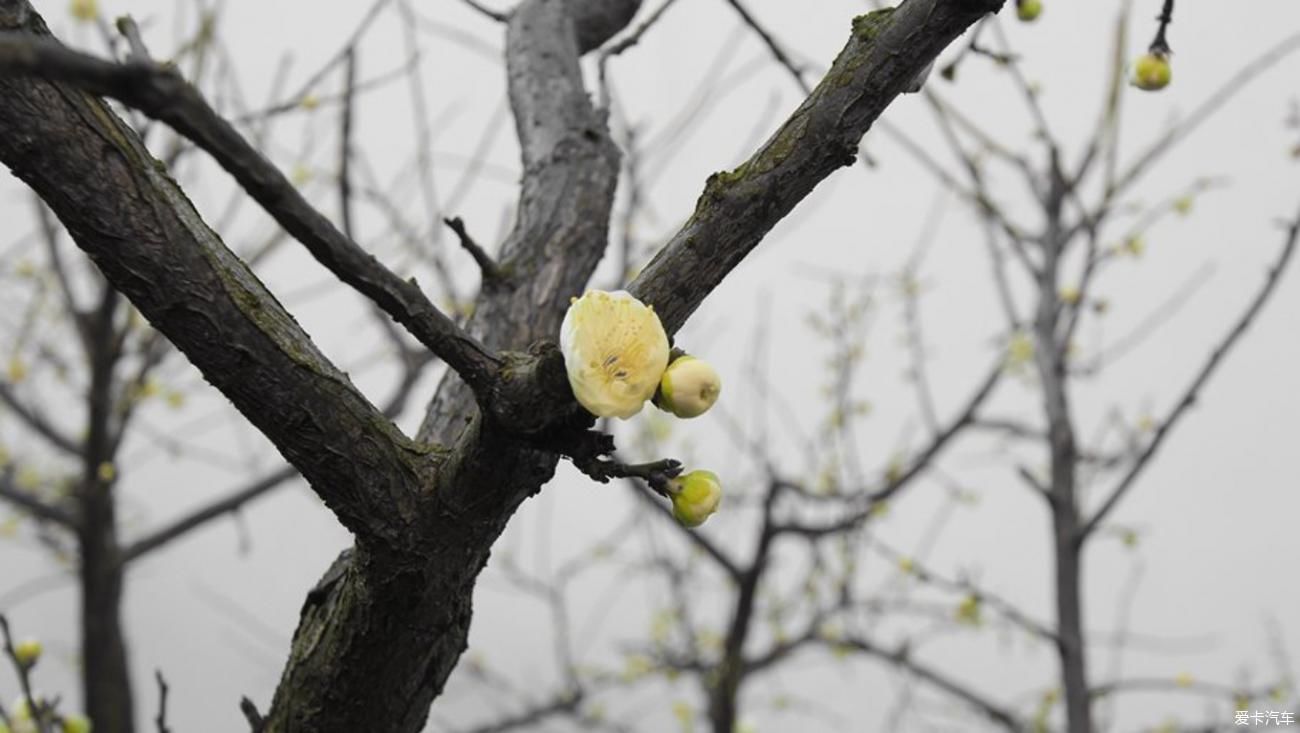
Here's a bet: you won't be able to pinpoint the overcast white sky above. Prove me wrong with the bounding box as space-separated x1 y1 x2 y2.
2 1 1299 731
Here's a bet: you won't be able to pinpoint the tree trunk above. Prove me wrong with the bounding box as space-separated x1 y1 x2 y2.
79 531 133 733
79 289 135 733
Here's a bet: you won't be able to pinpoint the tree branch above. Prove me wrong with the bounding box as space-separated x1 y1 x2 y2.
120 465 298 564
629 0 1005 335
0 4 434 545
0 32 503 397
1080 206 1300 541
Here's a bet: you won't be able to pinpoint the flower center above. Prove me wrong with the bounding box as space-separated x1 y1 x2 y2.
602 354 630 381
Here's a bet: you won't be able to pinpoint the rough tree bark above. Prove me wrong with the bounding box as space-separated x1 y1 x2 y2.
78 289 134 733
0 0 1002 730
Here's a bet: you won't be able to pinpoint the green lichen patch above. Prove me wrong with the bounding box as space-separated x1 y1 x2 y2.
851 7 895 42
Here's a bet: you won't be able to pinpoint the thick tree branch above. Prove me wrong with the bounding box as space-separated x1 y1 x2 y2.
0 3 434 546
629 0 1005 335
261 1 634 729
0 31 502 397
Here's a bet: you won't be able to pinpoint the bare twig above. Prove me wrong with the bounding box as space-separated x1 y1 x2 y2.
0 36 503 395
239 696 264 732
121 465 298 563
459 0 507 23
443 217 505 285
0 614 51 733
114 16 152 63
837 636 1025 731
0 468 77 528
722 0 809 94
154 669 171 733
1081 207 1300 540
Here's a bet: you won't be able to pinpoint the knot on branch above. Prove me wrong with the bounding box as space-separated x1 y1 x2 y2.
481 341 576 434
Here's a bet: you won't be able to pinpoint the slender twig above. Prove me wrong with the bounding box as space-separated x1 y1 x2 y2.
121 464 299 563
0 383 82 457
0 614 50 733
837 636 1025 731
774 362 1003 537
459 0 507 23
443 217 504 284
1108 31 1300 202
0 36 503 395
1148 0 1174 54
600 0 680 59
154 670 172 733
114 16 152 63
239 696 264 732
0 468 78 528
722 0 809 94
338 47 357 242
1080 207 1300 540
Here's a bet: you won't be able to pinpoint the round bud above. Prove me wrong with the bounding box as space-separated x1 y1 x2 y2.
667 471 722 528
1017 0 1043 22
62 714 92 733
1132 53 1172 91
655 356 722 419
14 639 42 667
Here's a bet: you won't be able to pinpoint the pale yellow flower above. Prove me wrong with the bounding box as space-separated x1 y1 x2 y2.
668 470 722 528
656 355 721 418
560 290 669 419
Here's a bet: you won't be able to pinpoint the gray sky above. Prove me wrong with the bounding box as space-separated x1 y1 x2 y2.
2 0 1299 731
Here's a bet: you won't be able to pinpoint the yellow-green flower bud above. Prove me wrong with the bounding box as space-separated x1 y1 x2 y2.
61 715 92 733
14 639 42 667
69 0 97 22
560 290 670 419
1017 0 1042 22
955 594 982 626
667 470 722 528
1132 53 1171 91
655 355 721 419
